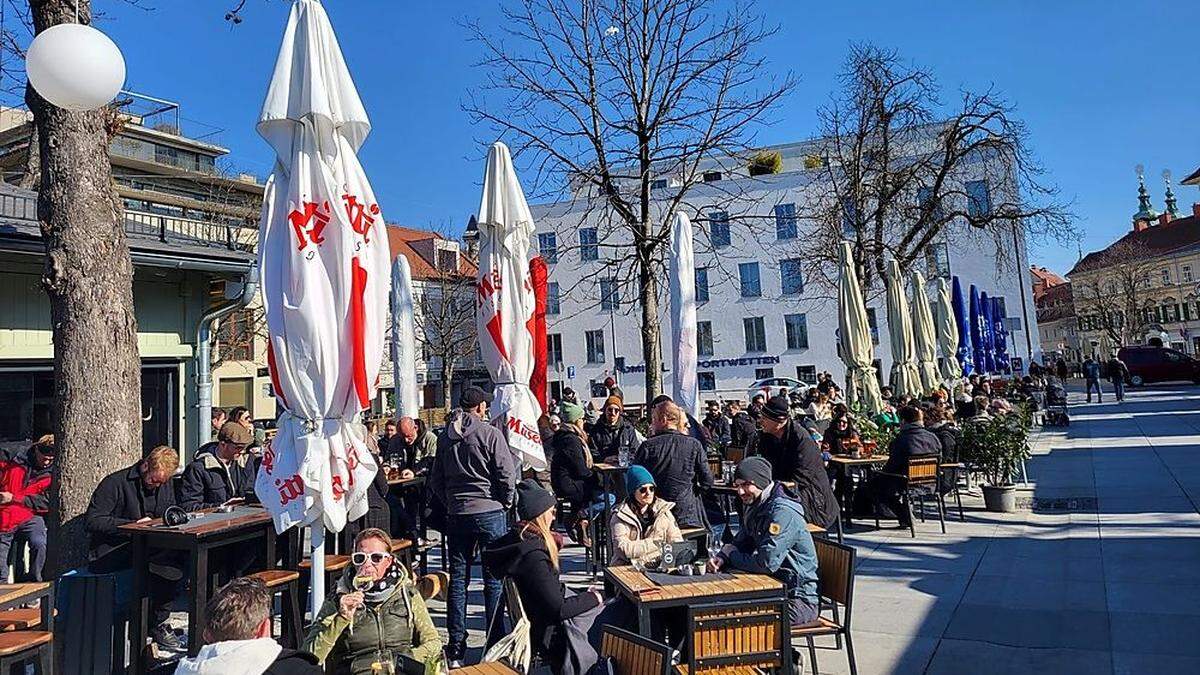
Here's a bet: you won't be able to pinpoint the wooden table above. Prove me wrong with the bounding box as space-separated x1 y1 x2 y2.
387 475 429 573
0 582 53 631
605 565 784 636
120 505 298 671
827 455 888 527
450 662 519 675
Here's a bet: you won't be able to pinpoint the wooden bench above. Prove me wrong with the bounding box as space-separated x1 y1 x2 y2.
0 630 52 673
449 661 519 675
298 554 351 613
0 608 42 632
247 569 303 649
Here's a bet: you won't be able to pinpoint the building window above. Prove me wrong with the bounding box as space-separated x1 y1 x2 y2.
917 186 944 222
866 307 880 345
993 296 1007 319
796 365 817 384
1163 303 1180 323
841 197 857 236
218 309 255 362
547 333 563 366
1183 265 1193 283
925 242 950 278
710 211 731 248
435 248 459 272
600 278 620 311
966 180 992 217
578 227 599 262
547 282 561 316
538 232 558 263
755 367 775 380
739 262 761 298
785 313 809 350
698 371 716 391
703 171 722 183
697 321 714 357
694 267 710 303
585 329 606 364
1162 268 1171 286
774 203 797 240
651 178 668 190
780 258 804 295
743 317 767 352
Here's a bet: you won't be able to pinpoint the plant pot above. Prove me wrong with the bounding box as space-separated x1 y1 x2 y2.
982 484 1017 513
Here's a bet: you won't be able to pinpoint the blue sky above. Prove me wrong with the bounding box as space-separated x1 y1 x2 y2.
28 0 1199 275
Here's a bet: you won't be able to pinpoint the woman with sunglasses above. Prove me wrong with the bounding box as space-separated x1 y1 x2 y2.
484 480 610 675
608 465 683 567
305 528 442 675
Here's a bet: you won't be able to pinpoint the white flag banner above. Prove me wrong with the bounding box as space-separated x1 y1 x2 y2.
476 142 546 470
254 0 384 534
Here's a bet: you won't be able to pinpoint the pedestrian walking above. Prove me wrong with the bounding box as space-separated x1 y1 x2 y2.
1083 356 1103 403
1106 354 1129 402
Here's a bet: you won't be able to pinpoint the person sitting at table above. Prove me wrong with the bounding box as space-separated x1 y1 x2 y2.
805 392 834 435
633 401 713 530
388 417 438 475
822 414 860 457
701 400 731 452
86 445 186 652
587 396 641 463
305 528 443 675
550 402 607 547
377 418 399 459
0 434 55 583
726 400 756 452
483 480 610 675
709 457 819 626
608 465 684 567
863 406 941 528
925 405 961 495
180 422 259 511
175 576 322 674
753 396 840 530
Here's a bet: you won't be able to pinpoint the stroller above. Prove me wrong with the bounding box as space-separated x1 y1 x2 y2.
1041 379 1070 426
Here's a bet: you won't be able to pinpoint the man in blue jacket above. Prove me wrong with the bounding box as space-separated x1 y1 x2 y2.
709 456 819 625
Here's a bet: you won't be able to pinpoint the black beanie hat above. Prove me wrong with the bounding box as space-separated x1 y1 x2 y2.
516 479 556 522
761 395 791 422
735 456 773 490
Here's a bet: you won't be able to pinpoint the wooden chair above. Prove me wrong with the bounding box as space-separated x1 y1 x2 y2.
247 569 303 649
682 599 787 675
600 625 672 675
725 446 746 463
792 538 857 675
875 456 945 538
0 630 52 674
298 553 351 611
391 537 416 572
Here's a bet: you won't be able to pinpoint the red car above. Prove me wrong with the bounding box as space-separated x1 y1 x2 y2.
1116 346 1200 386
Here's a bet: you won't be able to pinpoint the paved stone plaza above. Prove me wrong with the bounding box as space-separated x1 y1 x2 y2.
425 381 1200 674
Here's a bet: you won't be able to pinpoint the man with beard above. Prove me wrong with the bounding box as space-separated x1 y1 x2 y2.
587 396 640 462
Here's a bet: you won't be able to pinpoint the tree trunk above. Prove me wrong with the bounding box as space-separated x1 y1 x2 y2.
28 0 143 574
638 249 662 402
441 359 454 413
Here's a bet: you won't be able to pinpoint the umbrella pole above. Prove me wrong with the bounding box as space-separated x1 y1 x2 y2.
311 526 326 617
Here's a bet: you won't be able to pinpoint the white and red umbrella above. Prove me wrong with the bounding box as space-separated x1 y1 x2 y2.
254 0 386 612
476 142 546 470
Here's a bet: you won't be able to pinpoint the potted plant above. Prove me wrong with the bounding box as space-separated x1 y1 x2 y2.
960 408 1032 512
747 150 783 176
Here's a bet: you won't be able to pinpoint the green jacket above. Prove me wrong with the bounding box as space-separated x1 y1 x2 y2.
304 567 443 675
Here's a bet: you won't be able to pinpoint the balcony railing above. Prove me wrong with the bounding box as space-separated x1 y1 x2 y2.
124 210 257 253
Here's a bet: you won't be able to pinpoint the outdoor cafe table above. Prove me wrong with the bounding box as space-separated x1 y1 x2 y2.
827 454 888 527
120 504 299 671
0 582 54 631
604 565 787 648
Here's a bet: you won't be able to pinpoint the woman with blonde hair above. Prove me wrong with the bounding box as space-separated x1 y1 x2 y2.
549 402 608 546
484 480 608 675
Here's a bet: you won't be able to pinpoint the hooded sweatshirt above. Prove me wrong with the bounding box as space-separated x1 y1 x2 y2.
174 638 321 675
429 409 516 516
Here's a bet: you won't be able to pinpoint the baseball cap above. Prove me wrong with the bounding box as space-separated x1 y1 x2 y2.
218 421 254 445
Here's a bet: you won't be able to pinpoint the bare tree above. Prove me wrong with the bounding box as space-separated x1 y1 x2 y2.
801 44 1074 299
412 262 479 412
1072 240 1159 349
465 0 794 400
20 0 143 573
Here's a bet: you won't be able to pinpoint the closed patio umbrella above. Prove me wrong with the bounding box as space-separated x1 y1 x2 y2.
885 258 922 398
991 296 1011 373
476 142 547 470
254 0 386 614
934 277 961 386
390 254 419 418
951 276 974 376
980 291 996 374
909 270 939 394
669 211 700 419
838 242 883 413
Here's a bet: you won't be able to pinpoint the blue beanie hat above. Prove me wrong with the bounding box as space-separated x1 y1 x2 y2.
625 465 655 495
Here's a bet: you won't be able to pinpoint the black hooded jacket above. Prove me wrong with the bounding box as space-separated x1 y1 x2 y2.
753 420 840 528
482 529 601 660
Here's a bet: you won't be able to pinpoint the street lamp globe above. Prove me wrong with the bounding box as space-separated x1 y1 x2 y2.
26 24 126 112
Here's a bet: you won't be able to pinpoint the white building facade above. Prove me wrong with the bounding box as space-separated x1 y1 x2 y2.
530 140 1042 406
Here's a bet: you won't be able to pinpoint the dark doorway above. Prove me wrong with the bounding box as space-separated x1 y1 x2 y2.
140 365 178 455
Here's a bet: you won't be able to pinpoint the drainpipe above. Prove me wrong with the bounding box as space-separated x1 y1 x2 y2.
195 264 259 447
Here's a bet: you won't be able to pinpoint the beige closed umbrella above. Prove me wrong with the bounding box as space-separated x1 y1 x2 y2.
838 242 883 413
885 258 922 398
910 269 940 394
934 277 961 386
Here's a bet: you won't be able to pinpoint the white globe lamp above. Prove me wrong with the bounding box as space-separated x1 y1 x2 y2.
26 23 126 112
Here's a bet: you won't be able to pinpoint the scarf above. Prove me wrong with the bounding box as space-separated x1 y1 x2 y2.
343 559 406 604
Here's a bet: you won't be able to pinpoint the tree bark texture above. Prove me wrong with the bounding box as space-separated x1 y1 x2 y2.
638 247 662 401
28 0 143 574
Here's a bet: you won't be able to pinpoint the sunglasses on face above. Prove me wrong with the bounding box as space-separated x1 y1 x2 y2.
605 407 621 413
637 485 656 495
351 551 392 566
